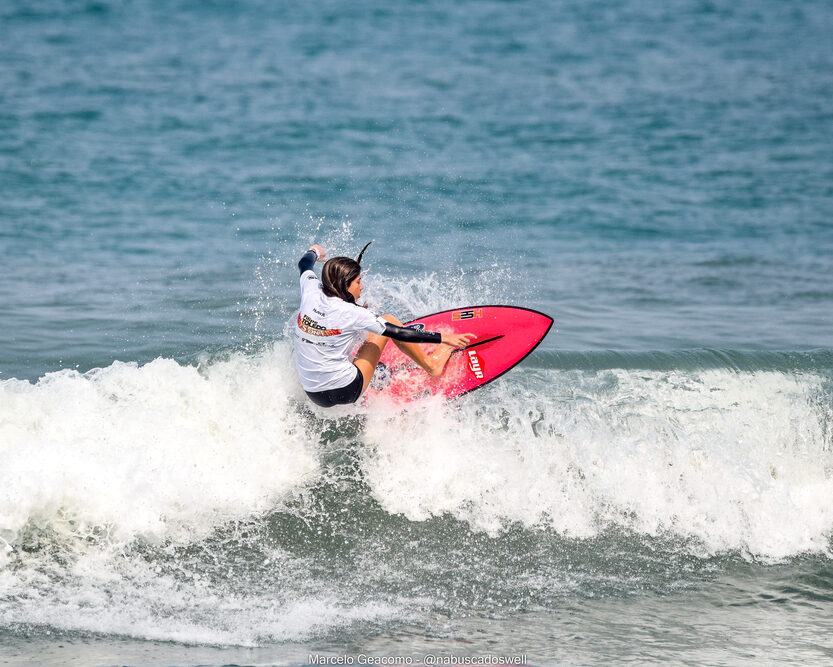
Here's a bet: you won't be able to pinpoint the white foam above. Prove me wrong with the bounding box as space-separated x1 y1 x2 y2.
3 339 831 565
361 368 833 560
0 543 399 645
0 345 318 551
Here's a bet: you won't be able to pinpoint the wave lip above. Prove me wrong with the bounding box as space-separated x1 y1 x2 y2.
2 343 832 567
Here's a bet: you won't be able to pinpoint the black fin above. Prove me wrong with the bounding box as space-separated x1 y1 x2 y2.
356 240 373 264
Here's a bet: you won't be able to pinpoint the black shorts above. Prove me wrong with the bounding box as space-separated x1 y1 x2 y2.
305 365 365 408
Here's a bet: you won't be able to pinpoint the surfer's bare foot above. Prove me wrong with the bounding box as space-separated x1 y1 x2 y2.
427 343 455 377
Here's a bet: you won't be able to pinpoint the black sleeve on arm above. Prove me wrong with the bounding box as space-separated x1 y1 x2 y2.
298 250 317 275
383 322 443 344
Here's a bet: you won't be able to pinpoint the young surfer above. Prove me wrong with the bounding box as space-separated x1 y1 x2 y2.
294 243 475 408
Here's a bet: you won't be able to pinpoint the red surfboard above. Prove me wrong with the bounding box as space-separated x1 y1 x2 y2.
365 305 553 403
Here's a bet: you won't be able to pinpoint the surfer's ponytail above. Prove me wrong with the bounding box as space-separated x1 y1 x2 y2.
321 241 373 304
321 256 361 303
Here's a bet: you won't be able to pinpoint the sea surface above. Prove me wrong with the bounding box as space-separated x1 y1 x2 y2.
2 0 833 665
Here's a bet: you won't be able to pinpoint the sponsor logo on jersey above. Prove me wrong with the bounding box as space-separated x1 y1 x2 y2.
467 349 484 379
297 313 342 337
452 309 483 321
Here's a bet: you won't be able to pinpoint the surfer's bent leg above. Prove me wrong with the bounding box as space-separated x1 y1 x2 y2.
381 315 453 379
353 321 392 396
353 315 453 395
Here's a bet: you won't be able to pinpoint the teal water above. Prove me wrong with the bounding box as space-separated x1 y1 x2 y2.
2 1 833 665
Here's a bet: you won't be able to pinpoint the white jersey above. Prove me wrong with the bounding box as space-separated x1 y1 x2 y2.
293 269 387 392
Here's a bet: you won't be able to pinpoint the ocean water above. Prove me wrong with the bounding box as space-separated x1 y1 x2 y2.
2 0 833 665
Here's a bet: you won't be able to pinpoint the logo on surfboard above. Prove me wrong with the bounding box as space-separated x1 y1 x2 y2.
452 309 483 321
467 349 484 379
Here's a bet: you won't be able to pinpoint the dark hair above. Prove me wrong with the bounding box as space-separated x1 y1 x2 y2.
321 256 361 303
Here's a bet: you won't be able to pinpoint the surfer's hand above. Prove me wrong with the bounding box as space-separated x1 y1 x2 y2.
442 332 475 348
310 245 326 261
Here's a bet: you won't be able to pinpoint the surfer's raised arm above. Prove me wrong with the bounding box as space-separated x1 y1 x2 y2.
298 245 326 275
292 242 474 408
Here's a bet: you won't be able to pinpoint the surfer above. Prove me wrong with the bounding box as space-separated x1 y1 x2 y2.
294 243 475 408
